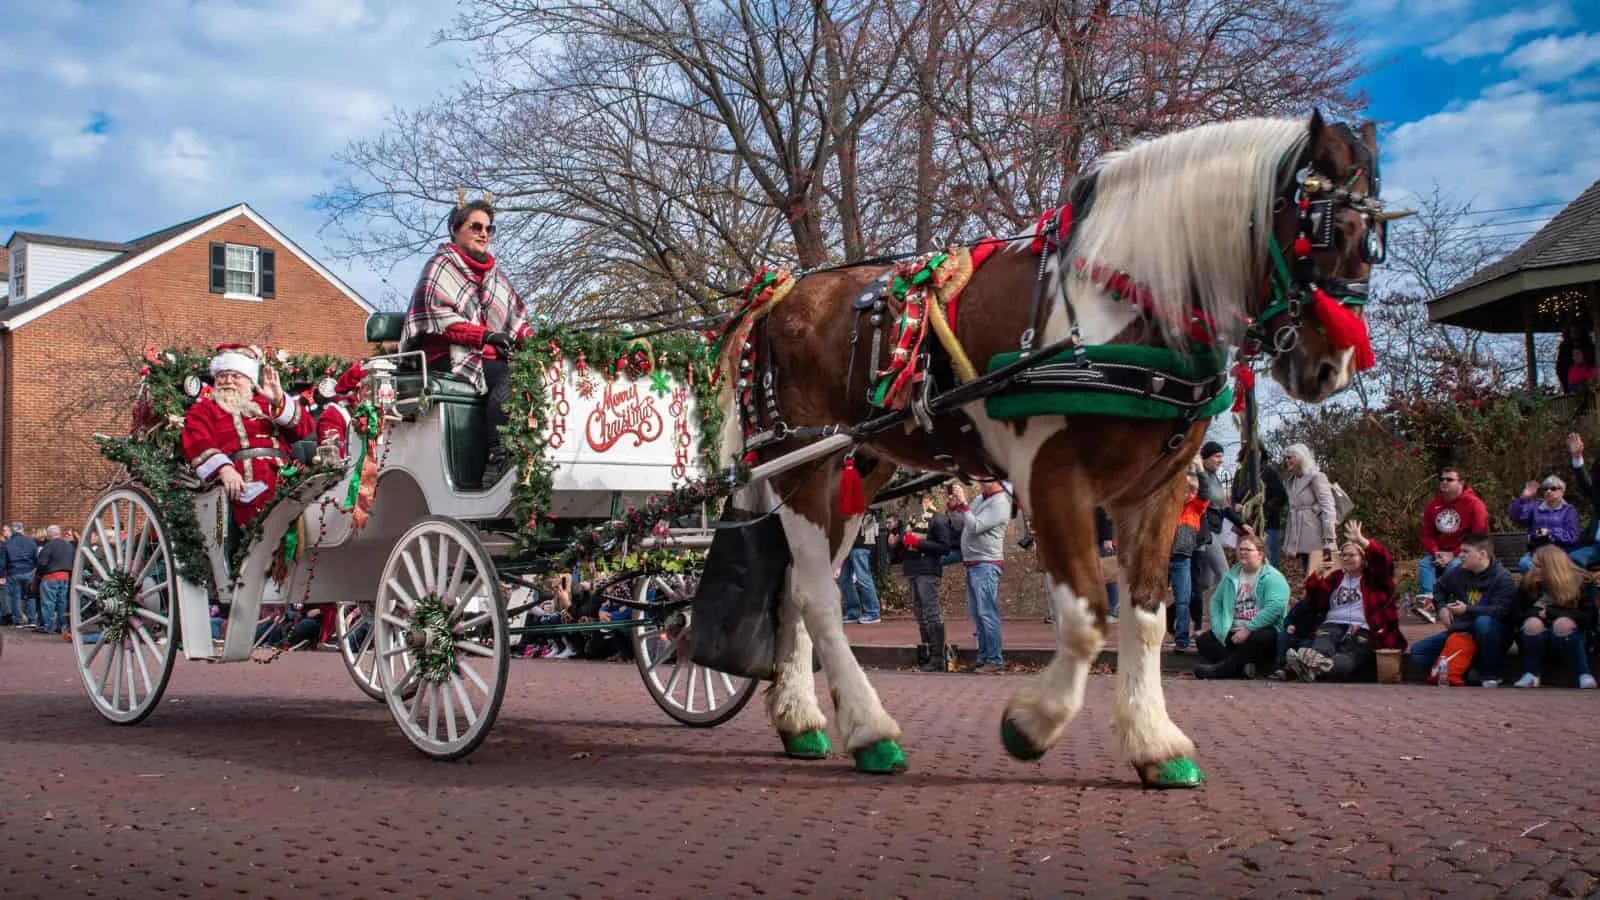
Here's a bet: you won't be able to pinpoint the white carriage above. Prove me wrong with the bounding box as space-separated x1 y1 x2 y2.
68 313 758 759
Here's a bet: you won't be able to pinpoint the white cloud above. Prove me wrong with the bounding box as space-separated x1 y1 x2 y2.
47 58 91 87
139 128 225 203
1423 5 1572 63
1506 31 1600 82
49 131 108 164
1383 84 1600 213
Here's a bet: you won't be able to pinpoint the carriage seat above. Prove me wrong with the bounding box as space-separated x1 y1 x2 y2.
364 312 495 490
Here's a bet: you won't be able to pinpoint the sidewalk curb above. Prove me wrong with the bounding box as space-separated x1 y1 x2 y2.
849 643 1204 673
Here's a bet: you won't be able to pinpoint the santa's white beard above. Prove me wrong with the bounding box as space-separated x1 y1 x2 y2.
213 384 264 418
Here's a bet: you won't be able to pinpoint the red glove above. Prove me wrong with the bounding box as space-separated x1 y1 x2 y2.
903 533 922 551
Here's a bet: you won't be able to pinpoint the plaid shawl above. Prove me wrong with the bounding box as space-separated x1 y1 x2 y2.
401 244 527 391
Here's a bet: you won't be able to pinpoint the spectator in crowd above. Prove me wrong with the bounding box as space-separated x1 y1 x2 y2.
1508 475 1580 573
951 480 1011 673
1096 507 1119 621
1405 533 1518 687
0 523 13 626
1167 471 1210 653
1563 433 1600 569
34 525 74 635
889 490 955 672
5 521 39 629
1416 466 1488 621
1193 441 1248 640
1194 533 1287 679
1512 545 1598 689
1567 346 1598 392
1556 326 1596 395
1231 445 1288 567
1283 520 1407 682
839 511 882 625
1282 444 1337 574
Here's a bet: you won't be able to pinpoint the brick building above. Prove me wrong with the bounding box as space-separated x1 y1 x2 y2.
0 203 377 528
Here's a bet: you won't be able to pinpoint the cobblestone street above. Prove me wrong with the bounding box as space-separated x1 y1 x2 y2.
3 629 1598 898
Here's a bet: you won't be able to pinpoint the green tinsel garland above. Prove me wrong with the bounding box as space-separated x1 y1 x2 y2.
502 328 726 556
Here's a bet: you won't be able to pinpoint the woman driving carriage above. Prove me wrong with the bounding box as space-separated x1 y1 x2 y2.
400 197 532 477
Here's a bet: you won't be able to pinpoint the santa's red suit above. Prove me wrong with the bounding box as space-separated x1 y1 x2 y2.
313 363 368 459
181 348 314 526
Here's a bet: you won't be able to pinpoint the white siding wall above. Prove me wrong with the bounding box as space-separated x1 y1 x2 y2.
24 244 122 298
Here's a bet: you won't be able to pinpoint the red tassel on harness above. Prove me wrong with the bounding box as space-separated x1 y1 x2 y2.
1311 288 1377 371
1230 363 1255 413
838 456 867 516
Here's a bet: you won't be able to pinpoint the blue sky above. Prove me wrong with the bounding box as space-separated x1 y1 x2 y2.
1 0 1598 313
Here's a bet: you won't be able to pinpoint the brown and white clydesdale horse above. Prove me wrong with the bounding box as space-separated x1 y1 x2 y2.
718 112 1391 786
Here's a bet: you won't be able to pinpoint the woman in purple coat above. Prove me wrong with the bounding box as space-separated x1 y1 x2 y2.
1509 475 1581 573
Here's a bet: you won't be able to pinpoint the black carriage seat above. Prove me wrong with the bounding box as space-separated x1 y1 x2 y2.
365 311 494 491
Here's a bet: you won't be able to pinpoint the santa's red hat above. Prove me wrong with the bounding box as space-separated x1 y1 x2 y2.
209 343 260 383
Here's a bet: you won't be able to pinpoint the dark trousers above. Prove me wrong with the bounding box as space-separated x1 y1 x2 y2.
1196 626 1277 677
1309 622 1375 681
908 574 942 627
483 356 511 445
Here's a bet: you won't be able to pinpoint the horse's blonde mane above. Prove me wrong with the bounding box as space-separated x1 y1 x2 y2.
1068 117 1309 347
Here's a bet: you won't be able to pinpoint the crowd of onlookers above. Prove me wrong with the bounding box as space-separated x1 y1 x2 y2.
0 522 78 635
1177 431 1600 689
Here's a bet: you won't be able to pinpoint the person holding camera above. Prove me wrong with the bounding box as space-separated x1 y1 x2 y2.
889 490 955 672
1282 520 1406 682
949 481 1011 673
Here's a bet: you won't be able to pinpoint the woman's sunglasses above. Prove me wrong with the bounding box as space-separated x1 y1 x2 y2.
463 222 496 236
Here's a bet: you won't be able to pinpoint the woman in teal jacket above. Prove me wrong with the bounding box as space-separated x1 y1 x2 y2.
1195 533 1290 679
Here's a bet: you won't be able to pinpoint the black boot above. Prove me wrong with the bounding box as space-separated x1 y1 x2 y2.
928 623 949 672
917 623 937 671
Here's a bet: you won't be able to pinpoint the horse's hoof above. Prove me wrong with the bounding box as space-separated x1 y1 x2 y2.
852 739 908 774
1137 757 1206 789
782 729 832 759
1000 716 1047 761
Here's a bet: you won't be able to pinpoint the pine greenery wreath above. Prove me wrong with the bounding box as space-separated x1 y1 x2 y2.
502 329 727 560
97 345 352 587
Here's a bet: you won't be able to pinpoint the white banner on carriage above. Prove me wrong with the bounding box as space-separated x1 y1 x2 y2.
538 360 702 496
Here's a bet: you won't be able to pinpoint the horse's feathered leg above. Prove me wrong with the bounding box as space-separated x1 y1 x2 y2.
778 505 904 773
996 428 1107 759
1109 476 1204 788
766 572 829 758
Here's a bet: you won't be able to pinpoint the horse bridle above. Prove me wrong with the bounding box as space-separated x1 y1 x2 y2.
1243 128 1388 361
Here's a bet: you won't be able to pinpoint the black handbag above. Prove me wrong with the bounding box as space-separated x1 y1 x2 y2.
689 511 789 680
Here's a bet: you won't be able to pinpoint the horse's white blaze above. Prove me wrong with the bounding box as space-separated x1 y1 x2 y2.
779 511 900 751
1111 603 1195 766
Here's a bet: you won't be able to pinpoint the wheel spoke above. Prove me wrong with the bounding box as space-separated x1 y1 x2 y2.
450 674 478 728
120 503 138 574
384 579 416 613
108 502 125 570
443 548 468 610
134 607 170 629
703 666 717 709
79 613 105 630
457 658 488 694
401 548 427 603
717 670 738 696
453 611 493 635
441 680 458 744
661 658 684 700
455 639 495 658
407 678 428 725
130 627 156 698
379 612 410 631
685 664 699 713
418 535 437 594
434 536 451 601
426 679 440 740
107 641 123 710
78 543 111 583
449 578 484 624
83 630 110 667
127 514 151 584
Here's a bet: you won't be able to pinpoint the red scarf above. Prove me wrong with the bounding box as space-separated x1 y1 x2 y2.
447 243 496 280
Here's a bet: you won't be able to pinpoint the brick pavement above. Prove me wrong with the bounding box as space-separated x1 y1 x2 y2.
3 628 1599 898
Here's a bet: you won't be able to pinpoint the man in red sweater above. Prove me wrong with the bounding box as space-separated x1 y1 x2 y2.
1417 466 1488 618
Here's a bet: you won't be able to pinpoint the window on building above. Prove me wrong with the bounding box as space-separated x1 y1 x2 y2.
209 242 276 298
9 247 24 300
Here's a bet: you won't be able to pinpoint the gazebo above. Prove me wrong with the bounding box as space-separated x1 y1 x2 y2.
1428 177 1600 389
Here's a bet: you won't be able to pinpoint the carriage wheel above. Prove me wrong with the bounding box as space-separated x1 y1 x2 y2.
631 570 757 727
335 601 384 702
69 487 180 725
373 516 508 760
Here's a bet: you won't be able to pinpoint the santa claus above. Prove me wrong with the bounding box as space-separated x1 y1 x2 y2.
314 362 369 459
181 344 314 526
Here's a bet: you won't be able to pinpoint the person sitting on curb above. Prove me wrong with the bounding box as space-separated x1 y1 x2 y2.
1512 544 1598 689
1283 520 1408 682
1508 475 1580 573
1194 533 1287 679
1405 532 1518 687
